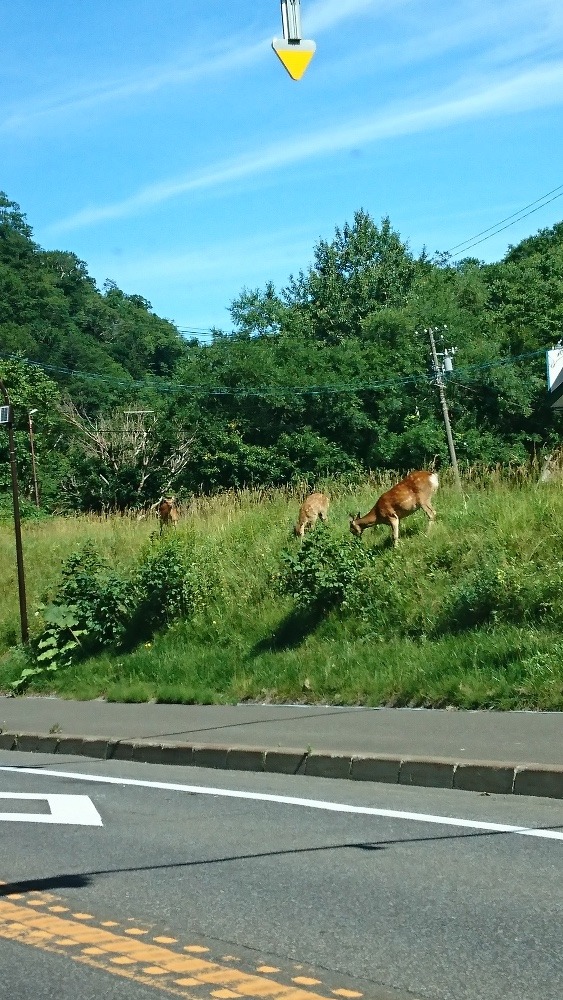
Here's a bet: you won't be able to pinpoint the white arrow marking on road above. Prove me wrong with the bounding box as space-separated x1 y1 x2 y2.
0 793 103 826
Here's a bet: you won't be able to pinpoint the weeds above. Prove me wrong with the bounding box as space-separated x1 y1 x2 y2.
1 476 563 708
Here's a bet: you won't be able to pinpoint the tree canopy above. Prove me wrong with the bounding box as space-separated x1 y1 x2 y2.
1 193 562 512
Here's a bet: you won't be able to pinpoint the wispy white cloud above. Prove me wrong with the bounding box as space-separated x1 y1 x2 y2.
305 0 394 33
0 39 269 134
325 0 563 79
87 227 319 329
48 60 563 234
93 227 315 287
4 0 561 136
0 0 383 135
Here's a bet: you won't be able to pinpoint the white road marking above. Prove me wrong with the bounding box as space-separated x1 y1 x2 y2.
0 765 560 842
0 792 103 826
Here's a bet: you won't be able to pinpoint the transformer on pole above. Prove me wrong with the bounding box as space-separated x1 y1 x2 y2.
416 327 462 491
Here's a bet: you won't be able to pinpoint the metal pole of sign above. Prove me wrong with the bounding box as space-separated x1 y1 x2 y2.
0 378 29 643
281 0 302 42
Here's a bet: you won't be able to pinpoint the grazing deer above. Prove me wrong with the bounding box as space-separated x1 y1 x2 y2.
539 451 563 483
158 497 179 533
349 471 438 547
294 492 330 537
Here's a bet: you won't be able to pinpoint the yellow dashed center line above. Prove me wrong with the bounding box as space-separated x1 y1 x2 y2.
332 991 364 998
0 896 354 1000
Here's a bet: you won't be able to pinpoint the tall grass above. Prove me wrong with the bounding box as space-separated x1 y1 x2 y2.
1 470 562 708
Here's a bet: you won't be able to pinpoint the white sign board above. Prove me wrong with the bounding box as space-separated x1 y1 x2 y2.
547 348 563 392
0 405 10 424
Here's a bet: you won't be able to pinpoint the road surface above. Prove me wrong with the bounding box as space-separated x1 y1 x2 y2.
1 751 562 1000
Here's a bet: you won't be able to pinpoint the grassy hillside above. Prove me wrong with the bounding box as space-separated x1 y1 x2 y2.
1 471 562 709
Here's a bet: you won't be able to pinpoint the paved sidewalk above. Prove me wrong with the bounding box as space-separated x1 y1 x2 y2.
0 697 562 799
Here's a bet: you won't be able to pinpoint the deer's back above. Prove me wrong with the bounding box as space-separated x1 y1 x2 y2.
376 471 438 520
300 492 330 520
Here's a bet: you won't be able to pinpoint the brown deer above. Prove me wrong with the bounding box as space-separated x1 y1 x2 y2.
294 492 330 537
158 497 179 533
349 471 438 547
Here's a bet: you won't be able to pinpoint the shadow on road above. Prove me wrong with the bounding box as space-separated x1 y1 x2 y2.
0 873 91 895
4 822 560 897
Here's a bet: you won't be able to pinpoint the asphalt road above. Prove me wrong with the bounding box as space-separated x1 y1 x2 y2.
1 751 562 1000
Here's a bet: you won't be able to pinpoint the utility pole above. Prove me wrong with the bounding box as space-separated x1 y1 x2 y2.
28 408 40 508
0 379 29 643
424 326 462 491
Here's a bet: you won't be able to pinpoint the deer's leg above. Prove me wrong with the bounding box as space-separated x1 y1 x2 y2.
389 515 400 547
421 502 436 532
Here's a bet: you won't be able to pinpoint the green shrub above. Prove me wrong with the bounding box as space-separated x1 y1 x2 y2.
58 541 133 646
134 531 217 631
280 524 373 610
438 556 563 632
10 542 132 694
10 602 88 694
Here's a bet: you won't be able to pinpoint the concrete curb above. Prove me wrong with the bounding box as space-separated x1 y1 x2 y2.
1 730 562 799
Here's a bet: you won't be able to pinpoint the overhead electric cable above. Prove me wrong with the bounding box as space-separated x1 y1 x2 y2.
0 349 547 399
146 185 563 338
445 183 563 257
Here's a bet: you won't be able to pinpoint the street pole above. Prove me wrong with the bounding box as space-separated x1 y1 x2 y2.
28 409 40 508
0 378 29 643
426 327 462 491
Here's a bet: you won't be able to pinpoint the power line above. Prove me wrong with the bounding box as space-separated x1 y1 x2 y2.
177 327 218 335
170 184 563 334
0 349 547 399
445 183 563 257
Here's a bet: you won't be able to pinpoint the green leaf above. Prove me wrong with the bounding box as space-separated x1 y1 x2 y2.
37 648 59 661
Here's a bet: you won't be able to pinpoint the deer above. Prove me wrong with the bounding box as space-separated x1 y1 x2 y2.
294 492 330 537
157 497 179 533
539 450 563 483
349 471 439 547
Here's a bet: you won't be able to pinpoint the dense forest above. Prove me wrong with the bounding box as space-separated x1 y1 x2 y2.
1 190 563 514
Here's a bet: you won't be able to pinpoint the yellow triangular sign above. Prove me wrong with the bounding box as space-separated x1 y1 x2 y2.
272 39 316 81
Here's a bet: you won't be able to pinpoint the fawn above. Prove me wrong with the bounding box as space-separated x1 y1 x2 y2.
349 471 438 546
294 492 330 537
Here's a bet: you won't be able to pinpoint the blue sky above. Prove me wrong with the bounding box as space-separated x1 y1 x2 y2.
3 0 563 338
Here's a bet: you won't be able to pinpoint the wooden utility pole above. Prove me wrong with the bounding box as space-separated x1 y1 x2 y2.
28 409 40 508
426 327 462 491
0 378 29 643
